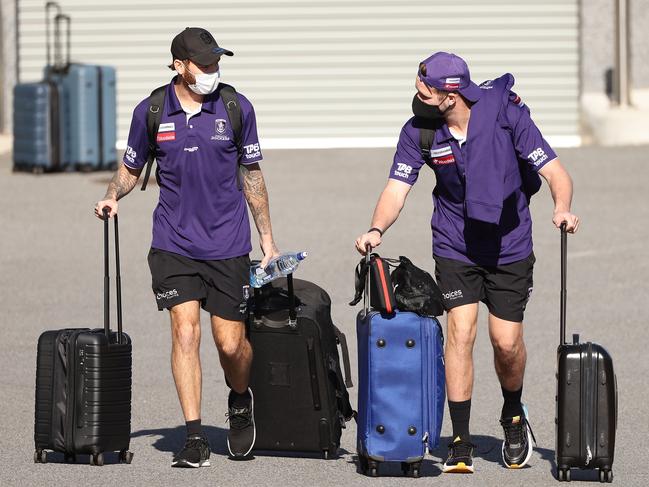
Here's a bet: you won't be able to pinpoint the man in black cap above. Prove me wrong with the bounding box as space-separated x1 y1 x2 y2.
95 27 278 466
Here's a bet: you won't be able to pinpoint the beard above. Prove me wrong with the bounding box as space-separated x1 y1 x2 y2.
180 68 196 87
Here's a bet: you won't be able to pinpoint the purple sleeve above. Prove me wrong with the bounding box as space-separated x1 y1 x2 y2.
238 94 263 165
122 102 150 170
389 120 425 185
506 98 557 172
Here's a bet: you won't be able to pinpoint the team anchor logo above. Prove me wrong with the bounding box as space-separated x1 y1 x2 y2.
211 119 230 141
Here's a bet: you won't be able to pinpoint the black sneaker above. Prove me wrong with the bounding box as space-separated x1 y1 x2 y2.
226 387 256 458
442 436 475 473
171 434 211 468
500 404 536 468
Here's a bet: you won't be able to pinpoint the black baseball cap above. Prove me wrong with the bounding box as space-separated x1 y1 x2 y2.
171 27 233 65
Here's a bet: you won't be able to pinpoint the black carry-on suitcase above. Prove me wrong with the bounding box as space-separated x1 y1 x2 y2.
34 209 133 466
555 223 617 482
247 274 355 458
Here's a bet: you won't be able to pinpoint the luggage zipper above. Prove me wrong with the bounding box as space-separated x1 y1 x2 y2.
423 316 431 454
64 331 80 453
583 342 594 466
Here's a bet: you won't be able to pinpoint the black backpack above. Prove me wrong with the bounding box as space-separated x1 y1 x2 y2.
140 83 244 190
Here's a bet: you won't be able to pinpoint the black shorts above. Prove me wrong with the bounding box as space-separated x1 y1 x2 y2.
148 248 251 322
433 253 535 323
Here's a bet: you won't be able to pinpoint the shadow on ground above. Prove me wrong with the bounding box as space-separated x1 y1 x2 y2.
132 425 229 456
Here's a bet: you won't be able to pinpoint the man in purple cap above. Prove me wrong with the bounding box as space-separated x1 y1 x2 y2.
355 52 579 473
95 27 278 466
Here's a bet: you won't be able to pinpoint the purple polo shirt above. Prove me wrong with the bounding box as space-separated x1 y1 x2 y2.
123 78 263 260
389 96 556 266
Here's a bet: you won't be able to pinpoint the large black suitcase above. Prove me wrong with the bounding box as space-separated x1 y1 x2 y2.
555 224 617 482
247 275 355 458
33 209 133 466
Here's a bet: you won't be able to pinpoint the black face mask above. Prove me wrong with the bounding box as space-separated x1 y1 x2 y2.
411 94 450 120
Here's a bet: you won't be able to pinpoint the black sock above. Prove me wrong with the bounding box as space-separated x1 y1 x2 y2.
186 419 202 437
501 386 523 419
448 399 471 441
229 388 251 408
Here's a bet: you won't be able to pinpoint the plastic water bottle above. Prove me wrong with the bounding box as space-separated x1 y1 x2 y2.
249 251 308 288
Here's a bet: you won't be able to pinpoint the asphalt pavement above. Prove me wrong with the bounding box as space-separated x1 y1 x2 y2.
1 144 648 487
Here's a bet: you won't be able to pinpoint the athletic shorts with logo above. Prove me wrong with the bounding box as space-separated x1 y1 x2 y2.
434 253 535 323
148 248 250 321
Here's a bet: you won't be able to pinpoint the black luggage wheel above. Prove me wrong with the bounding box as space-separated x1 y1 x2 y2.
358 454 379 476
401 461 422 478
557 468 571 482
599 469 613 483
33 449 47 464
119 450 134 464
89 453 104 466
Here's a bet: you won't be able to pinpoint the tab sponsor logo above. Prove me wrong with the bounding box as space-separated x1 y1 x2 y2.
183 146 199 153
125 145 137 164
244 143 261 160
527 147 548 166
393 162 413 179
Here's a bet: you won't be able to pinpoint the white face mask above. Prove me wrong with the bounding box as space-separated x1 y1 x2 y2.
183 63 221 95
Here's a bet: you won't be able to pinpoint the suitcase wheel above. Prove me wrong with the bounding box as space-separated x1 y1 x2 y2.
322 449 329 460
119 450 134 464
33 449 47 464
358 454 379 477
366 459 379 477
599 469 613 483
401 461 422 478
557 467 571 482
90 453 104 467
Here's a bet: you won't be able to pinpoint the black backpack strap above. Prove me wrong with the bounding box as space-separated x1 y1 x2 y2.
419 126 435 164
333 325 353 388
141 85 167 191
349 258 370 306
218 84 245 190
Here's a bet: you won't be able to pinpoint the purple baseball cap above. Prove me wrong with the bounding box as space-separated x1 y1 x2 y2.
417 52 482 102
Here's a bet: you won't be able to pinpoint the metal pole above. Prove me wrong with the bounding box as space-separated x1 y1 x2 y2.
614 0 631 107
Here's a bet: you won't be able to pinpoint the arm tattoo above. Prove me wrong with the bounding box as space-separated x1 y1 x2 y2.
240 163 273 238
104 163 141 200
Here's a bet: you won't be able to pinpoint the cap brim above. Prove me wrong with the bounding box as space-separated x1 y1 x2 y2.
191 47 234 65
458 81 482 102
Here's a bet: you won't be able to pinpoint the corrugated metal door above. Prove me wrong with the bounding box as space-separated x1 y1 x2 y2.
17 0 580 148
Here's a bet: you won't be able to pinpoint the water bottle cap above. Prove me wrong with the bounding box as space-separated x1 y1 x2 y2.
298 251 308 261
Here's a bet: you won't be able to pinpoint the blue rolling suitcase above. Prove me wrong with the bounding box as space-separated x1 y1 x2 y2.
12 82 64 172
48 14 117 171
354 252 445 477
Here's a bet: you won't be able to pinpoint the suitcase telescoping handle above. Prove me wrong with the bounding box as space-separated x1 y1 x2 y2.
363 243 372 316
54 13 71 70
103 207 124 343
560 222 568 346
45 2 61 69
286 273 297 328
